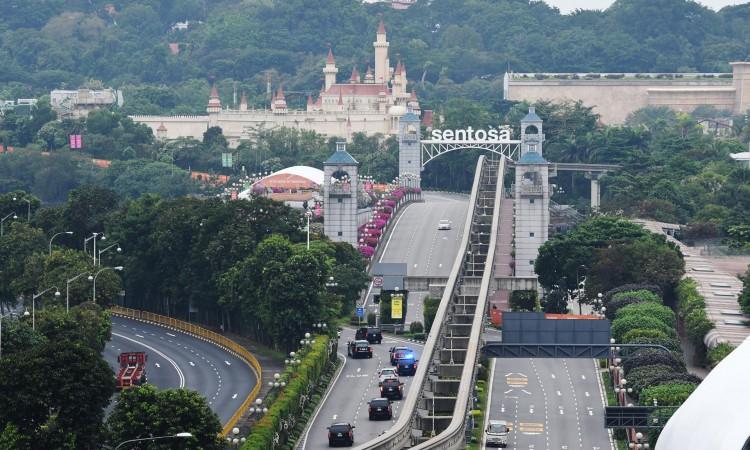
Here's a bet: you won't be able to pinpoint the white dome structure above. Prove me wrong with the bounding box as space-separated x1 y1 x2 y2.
238 166 324 199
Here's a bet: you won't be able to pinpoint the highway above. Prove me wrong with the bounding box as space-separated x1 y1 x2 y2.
484 358 613 450
366 191 470 324
104 316 257 424
300 327 423 449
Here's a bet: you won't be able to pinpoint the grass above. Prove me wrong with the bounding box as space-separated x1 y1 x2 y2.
466 378 489 450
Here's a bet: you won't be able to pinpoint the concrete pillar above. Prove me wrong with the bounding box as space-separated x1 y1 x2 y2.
731 62 750 115
590 175 600 211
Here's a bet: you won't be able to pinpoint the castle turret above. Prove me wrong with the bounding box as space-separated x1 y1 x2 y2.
306 94 314 112
324 47 338 90
156 122 167 141
349 66 361 84
364 65 374 84
207 83 221 113
239 92 248 111
373 20 390 84
408 89 420 114
272 84 287 114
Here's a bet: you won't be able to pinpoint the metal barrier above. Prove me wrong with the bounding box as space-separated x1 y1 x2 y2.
352 156 489 450
109 306 262 437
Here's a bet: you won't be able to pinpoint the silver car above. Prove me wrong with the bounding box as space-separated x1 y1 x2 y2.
485 419 508 447
437 219 451 230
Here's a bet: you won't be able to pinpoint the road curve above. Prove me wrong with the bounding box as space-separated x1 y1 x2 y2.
104 316 257 424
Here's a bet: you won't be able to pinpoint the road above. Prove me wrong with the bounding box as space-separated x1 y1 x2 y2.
484 358 613 450
301 327 424 449
365 191 470 324
104 316 257 424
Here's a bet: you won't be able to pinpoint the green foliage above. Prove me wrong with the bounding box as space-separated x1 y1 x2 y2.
738 265 750 314
106 385 222 449
423 296 441 333
623 349 685 375
615 302 676 328
0 220 46 310
611 314 675 342
638 383 698 407
510 290 538 311
707 342 735 368
605 289 663 320
675 278 714 347
621 335 683 356
626 365 700 401
410 321 424 334
542 289 568 313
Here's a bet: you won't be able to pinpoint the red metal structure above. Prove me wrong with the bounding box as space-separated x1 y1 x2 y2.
116 352 147 390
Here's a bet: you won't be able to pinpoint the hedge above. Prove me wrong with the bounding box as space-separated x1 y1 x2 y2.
243 335 333 449
626 365 701 401
623 348 685 375
707 342 735 369
638 382 697 406
616 302 676 328
603 284 662 306
621 328 668 343
611 314 676 342
621 336 683 356
605 289 662 320
676 278 714 347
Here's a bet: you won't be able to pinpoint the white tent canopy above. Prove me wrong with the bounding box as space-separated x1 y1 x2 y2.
656 336 750 449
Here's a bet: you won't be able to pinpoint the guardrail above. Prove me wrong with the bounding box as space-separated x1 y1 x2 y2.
412 158 504 449
109 306 262 437
352 156 487 449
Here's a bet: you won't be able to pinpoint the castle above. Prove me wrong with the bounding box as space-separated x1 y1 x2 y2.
131 21 426 147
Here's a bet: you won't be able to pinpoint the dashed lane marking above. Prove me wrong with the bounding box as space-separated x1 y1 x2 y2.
166 332 176 337
154 363 160 368
135 334 144 338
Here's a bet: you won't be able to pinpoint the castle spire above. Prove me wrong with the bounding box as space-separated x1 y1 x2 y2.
326 46 335 64
350 65 360 83
377 19 386 35
207 81 221 113
324 45 339 90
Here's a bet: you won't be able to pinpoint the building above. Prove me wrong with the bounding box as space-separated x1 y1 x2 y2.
362 0 418 9
131 22 428 147
50 88 122 119
504 62 750 124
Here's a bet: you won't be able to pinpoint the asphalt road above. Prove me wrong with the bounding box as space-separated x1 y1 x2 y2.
300 327 424 450
104 316 257 424
365 191 470 324
484 358 613 450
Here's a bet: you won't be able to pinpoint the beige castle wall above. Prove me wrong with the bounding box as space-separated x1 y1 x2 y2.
506 79 736 124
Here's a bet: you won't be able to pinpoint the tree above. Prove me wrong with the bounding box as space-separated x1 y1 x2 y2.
423 296 440 333
61 185 121 248
106 385 222 449
638 383 697 406
0 222 46 311
510 290 538 311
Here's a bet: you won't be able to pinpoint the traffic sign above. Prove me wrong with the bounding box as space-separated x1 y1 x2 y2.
373 276 384 287
356 307 365 318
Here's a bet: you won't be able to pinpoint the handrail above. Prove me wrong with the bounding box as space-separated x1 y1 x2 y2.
109 306 262 437
352 156 487 450
412 158 504 449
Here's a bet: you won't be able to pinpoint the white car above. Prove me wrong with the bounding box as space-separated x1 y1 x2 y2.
378 368 399 385
484 419 509 447
438 219 451 230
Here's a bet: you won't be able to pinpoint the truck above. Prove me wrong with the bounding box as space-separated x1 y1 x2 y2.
116 352 147 390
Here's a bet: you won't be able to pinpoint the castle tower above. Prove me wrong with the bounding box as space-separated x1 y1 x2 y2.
514 107 549 278
349 66 361 84
324 48 338 90
207 82 221 127
239 92 248 111
398 112 421 188
306 94 314 112
271 85 287 113
364 65 374 84
731 62 750 114
324 141 359 246
156 122 167 141
373 20 389 83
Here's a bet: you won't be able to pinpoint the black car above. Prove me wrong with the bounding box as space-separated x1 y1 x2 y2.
368 398 393 420
396 355 417 376
327 422 355 447
347 340 373 359
389 346 411 365
355 327 368 340
356 327 382 344
380 378 404 400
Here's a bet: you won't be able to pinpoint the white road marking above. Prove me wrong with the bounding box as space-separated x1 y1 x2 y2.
232 393 238 399
225 360 231 366
522 389 532 395
551 374 556 379
166 332 176 337
135 334 144 338
585 391 590 397
504 389 513 394
557 390 562 396
189 361 195 367
333 414 338 420
112 332 185 388
154 363 160 368
581 375 586 380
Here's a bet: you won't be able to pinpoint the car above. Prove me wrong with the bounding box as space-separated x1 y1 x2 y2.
484 419 509 447
378 368 399 385
347 340 373 359
438 219 452 230
355 327 368 340
380 378 404 400
327 422 355 447
368 398 393 420
395 354 417 376
389 346 410 365
364 327 382 344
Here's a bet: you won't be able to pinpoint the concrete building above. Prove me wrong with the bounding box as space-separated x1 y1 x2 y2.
504 62 750 124
50 88 122 119
132 22 427 147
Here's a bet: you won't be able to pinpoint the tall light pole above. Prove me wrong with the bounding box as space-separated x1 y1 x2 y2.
114 432 192 449
92 266 123 304
0 212 17 237
12 196 31 222
98 242 122 266
84 233 105 264
576 265 586 315
305 209 312 250
66 271 91 313
32 286 61 330
49 231 74 255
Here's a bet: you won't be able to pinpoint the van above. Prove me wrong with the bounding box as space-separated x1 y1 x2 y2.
485 419 508 447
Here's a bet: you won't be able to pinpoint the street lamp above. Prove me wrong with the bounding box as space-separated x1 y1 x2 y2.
226 427 246 447
84 232 106 264
32 286 61 330
305 209 313 250
91 266 123 304
576 265 586 315
114 432 192 449
66 271 91 313
12 196 31 222
98 242 122 266
0 212 17 236
49 231 74 255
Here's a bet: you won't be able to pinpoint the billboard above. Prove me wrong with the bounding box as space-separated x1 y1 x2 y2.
391 295 403 320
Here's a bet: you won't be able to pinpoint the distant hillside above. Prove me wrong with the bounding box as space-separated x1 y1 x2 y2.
1 0 750 113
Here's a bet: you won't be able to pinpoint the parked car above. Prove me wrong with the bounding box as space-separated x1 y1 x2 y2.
368 398 393 420
484 419 509 447
327 422 355 447
347 340 373 359
438 219 452 230
380 378 404 400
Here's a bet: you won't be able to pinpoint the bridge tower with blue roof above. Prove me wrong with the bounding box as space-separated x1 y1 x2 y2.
324 141 360 246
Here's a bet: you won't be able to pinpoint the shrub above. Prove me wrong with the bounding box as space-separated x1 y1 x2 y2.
626 364 681 395
707 343 735 368
611 315 675 342
685 309 714 347
623 348 685 375
639 383 697 406
616 302 676 328
675 278 704 316
621 328 668 343
409 321 424 334
605 289 662 319
423 296 441 333
510 290 538 311
603 284 662 305
622 336 683 356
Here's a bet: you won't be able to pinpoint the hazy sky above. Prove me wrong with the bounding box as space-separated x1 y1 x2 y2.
542 0 748 13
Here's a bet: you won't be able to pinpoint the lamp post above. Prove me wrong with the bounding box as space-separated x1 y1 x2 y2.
32 286 61 330
98 242 122 266
92 266 124 304
66 271 91 313
305 209 312 250
0 212 17 236
84 232 106 264
13 196 31 222
114 432 192 449
226 427 246 447
576 265 586 315
49 231 74 255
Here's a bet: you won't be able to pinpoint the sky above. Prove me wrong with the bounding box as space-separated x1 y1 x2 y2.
542 0 748 13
